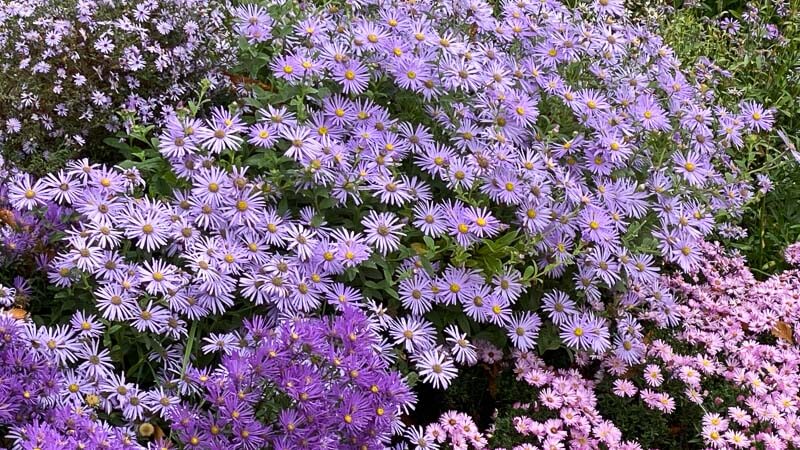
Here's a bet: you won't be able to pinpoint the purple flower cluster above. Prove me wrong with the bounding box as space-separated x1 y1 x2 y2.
0 0 236 153
0 314 141 449
1 0 775 408
0 167 72 271
0 316 61 424
0 0 789 447
168 307 414 449
8 406 143 450
785 242 800 266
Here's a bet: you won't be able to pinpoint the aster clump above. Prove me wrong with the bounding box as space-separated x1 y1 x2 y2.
417 351 647 449
0 316 62 426
7 405 143 450
591 242 800 448
0 314 143 450
221 0 775 373
0 164 75 276
169 306 415 449
0 0 236 166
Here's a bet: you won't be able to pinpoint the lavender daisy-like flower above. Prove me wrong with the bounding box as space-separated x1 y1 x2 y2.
414 347 458 389
389 316 436 353
559 313 593 350
740 100 774 132
283 223 318 261
633 94 669 131
9 173 46 210
334 60 370 95
198 108 245 154
124 206 170 252
673 151 710 187
413 202 447 237
542 290 577 325
580 206 616 245
506 312 541 351
443 325 478 365
362 211 404 255
139 259 181 296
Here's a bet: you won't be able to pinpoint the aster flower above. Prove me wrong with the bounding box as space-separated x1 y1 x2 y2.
399 276 434 316
389 316 436 353
465 206 502 238
131 301 170 333
362 211 404 255
138 259 181 296
542 290 577 325
739 100 774 132
444 325 478 365
9 174 46 210
414 347 458 389
198 108 245 154
95 285 138 321
413 202 447 237
283 223 318 260
506 312 541 351
633 94 669 131
559 313 593 351
673 151 710 187
334 60 370 95
124 206 170 252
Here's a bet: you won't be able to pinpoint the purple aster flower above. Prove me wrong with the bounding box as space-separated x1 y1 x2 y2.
138 258 181 296
414 347 458 389
399 275 434 316
8 173 46 210
492 268 524 303
271 54 302 82
413 202 447 237
673 151 710 187
542 290 577 326
740 100 774 132
334 60 370 95
465 206 502 239
362 211 404 255
389 316 436 353
198 108 245 154
633 94 669 131
506 312 542 351
124 204 170 252
579 206 617 245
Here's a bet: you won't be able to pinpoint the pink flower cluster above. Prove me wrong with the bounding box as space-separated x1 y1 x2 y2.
596 242 800 449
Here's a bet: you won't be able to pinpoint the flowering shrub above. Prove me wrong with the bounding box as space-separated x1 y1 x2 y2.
0 0 235 170
655 0 800 273
0 314 141 449
169 307 414 449
0 0 795 448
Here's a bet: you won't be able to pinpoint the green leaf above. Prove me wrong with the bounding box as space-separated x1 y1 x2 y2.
522 265 537 281
537 323 562 355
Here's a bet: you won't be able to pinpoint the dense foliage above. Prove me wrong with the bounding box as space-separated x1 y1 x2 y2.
0 0 798 449
0 0 235 172
656 0 800 274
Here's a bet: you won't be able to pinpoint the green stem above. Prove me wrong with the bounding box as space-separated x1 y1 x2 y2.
182 321 198 375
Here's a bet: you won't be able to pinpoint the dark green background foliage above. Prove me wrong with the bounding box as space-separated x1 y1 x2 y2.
657 0 800 275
